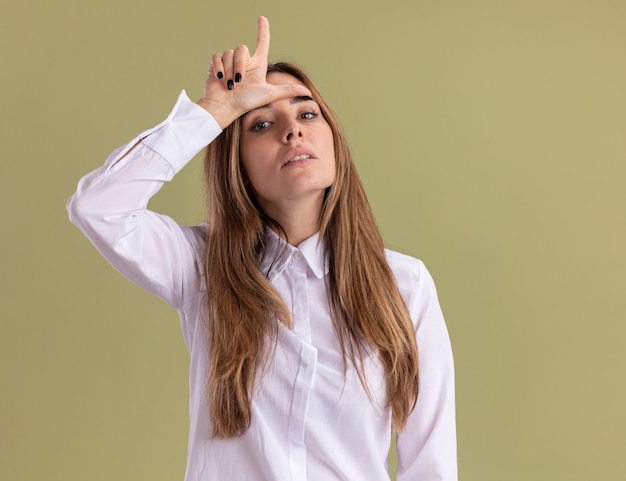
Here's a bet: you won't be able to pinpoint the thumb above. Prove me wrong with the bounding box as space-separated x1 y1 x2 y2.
263 82 312 105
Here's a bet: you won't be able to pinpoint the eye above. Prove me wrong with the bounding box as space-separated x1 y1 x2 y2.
300 111 318 120
251 120 272 131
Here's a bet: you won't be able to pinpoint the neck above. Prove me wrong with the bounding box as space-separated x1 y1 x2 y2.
261 195 323 246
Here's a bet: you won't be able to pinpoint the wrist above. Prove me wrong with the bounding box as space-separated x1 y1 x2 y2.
196 99 239 130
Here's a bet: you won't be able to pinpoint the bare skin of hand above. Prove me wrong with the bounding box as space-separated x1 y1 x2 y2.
197 17 310 129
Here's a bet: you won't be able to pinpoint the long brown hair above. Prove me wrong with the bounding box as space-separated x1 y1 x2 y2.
203 62 418 438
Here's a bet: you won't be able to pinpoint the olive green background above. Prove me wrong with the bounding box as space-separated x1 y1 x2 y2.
2 0 624 479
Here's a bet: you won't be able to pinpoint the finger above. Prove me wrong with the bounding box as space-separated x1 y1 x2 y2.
211 53 224 80
233 44 250 83
253 16 270 59
222 49 235 89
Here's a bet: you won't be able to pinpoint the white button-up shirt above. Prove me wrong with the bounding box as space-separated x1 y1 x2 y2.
67 91 457 481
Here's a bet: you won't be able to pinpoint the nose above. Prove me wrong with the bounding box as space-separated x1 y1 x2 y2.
284 124 303 143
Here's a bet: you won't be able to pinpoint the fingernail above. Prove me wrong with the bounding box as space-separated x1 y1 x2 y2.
217 71 224 80
235 73 242 83
227 79 234 90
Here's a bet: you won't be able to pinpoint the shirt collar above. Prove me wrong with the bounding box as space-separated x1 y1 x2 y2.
297 231 328 279
260 227 328 280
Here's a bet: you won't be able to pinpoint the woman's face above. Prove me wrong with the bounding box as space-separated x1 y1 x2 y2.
239 73 336 216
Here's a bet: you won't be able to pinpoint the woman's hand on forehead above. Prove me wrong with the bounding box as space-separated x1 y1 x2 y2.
197 16 310 129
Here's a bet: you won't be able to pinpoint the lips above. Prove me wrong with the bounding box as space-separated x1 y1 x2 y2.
281 147 316 167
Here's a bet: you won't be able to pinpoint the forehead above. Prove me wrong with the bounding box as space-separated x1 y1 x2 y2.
266 72 306 88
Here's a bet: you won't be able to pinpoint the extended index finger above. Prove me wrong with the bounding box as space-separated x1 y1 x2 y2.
253 16 270 59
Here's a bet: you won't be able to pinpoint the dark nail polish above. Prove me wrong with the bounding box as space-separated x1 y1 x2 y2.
235 73 242 83
217 71 224 80
227 79 234 90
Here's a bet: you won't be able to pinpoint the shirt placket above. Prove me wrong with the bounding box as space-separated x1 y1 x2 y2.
287 250 317 480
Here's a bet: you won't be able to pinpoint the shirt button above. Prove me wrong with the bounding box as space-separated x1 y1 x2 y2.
294 252 304 261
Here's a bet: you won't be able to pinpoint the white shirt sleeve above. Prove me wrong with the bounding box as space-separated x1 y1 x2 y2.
395 260 458 481
67 90 222 308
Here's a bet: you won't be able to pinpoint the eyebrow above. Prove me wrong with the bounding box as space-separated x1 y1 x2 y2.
246 95 315 114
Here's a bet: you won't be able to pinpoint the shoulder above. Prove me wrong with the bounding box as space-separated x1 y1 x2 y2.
179 223 208 268
385 248 440 314
385 248 427 288
181 223 207 249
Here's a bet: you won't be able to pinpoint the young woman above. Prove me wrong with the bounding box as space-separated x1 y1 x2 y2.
68 17 457 481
